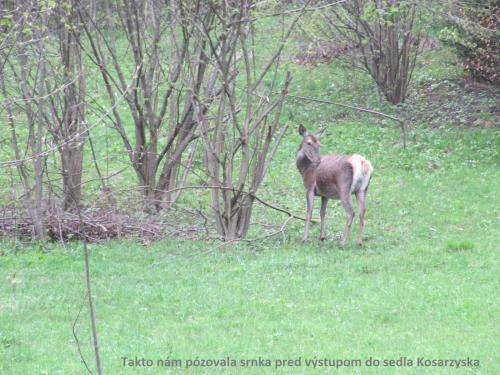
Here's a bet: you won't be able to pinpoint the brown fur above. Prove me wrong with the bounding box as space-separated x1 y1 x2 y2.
315 155 353 198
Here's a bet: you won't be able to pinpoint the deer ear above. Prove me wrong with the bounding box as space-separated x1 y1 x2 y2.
298 124 308 136
315 127 326 138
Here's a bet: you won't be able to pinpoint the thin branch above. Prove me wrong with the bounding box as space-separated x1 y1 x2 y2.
154 185 318 223
82 225 103 375
73 182 103 375
287 94 403 124
72 301 93 375
0 63 142 168
287 94 407 148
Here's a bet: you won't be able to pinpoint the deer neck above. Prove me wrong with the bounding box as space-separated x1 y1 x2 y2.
296 150 320 176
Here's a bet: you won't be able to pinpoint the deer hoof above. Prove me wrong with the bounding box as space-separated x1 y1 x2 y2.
302 237 309 244
319 236 326 241
357 240 363 246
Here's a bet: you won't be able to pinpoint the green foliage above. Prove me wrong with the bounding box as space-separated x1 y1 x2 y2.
361 1 411 24
0 16 12 28
361 3 377 21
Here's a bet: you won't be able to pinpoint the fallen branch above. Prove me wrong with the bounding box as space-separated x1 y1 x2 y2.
184 215 295 258
251 215 293 243
154 185 319 223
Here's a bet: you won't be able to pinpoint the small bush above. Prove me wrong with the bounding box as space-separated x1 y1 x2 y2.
447 239 475 251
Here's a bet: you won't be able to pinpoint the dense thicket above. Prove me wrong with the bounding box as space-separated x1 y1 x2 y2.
440 0 500 84
0 0 303 240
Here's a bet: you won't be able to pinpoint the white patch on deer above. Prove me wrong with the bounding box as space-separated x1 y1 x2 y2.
349 154 372 193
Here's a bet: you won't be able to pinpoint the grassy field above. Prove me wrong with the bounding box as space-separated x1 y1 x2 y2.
1 16 499 375
1 115 498 374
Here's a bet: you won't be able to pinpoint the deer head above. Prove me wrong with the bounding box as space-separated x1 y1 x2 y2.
296 124 325 172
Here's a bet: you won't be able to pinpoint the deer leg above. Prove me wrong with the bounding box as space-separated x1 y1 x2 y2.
340 194 355 247
319 196 328 241
303 189 314 242
356 189 366 246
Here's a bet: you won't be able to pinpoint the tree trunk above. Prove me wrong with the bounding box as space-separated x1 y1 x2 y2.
61 144 84 210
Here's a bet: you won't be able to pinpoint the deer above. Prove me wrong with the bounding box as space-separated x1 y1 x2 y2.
296 124 373 247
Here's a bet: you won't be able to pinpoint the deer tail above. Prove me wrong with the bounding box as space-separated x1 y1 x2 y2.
361 158 373 176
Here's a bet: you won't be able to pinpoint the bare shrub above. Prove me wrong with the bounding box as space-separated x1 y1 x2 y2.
440 0 500 85
301 0 423 104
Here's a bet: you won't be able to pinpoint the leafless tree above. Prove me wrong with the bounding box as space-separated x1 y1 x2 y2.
191 1 309 240
1 1 89 219
47 0 87 210
78 0 214 209
1 3 52 238
0 0 317 242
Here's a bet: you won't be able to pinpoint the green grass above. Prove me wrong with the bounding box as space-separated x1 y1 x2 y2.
1 13 499 375
1 116 499 373
0 224 498 374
